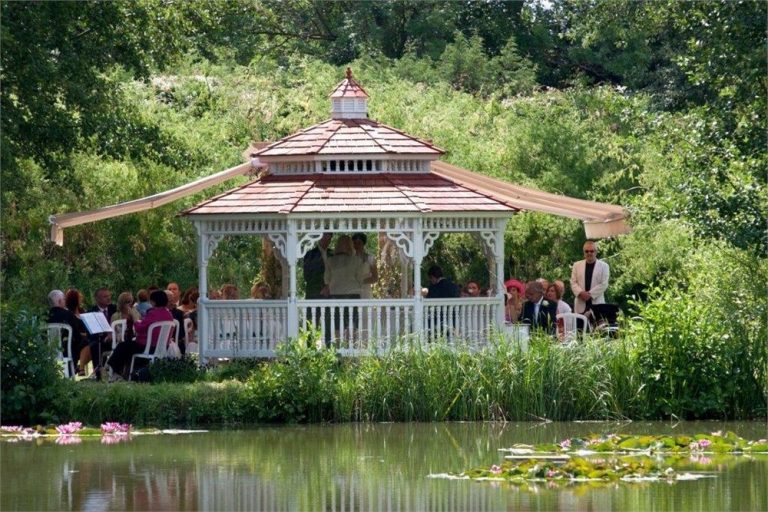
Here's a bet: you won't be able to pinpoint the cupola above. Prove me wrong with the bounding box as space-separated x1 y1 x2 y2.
330 67 369 119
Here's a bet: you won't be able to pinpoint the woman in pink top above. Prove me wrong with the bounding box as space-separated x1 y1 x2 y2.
107 290 173 381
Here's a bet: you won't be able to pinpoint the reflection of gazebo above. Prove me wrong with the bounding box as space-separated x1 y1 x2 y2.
49 69 629 358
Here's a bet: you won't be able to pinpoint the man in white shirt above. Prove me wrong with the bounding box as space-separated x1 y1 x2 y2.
570 240 610 314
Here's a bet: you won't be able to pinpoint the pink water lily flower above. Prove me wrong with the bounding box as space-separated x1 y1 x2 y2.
559 439 571 449
698 439 712 449
55 422 83 435
0 426 24 433
490 464 502 475
100 422 132 435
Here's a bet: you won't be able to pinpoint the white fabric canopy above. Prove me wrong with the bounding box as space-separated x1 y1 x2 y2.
430 161 630 238
49 155 629 245
49 160 260 245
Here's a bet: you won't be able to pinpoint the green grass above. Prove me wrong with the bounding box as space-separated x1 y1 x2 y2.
53 329 766 428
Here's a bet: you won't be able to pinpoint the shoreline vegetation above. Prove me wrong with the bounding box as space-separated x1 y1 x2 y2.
3 313 766 427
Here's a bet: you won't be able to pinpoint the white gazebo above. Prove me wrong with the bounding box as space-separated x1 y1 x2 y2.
49 68 630 358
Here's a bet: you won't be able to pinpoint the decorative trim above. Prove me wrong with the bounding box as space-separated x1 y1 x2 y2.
478 230 497 254
267 233 287 260
423 231 439 256
297 232 324 260
384 231 413 258
204 234 224 265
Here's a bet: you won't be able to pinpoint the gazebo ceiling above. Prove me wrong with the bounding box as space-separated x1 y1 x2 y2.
183 172 516 215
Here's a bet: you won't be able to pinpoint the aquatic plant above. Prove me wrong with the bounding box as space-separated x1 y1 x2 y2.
55 421 83 435
101 422 132 435
502 432 768 455
449 432 768 484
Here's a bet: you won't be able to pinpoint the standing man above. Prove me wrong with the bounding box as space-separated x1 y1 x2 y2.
303 233 332 299
88 287 117 377
352 233 378 299
570 240 610 315
303 232 333 344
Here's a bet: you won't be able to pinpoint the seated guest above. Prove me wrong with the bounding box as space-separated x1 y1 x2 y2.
166 290 186 354
178 287 199 315
520 281 557 333
220 284 239 300
250 281 272 299
111 291 139 338
63 288 91 374
48 289 90 375
107 290 173 381
135 289 152 318
505 285 523 323
546 283 572 315
464 280 482 298
426 265 460 298
65 287 85 316
166 282 181 307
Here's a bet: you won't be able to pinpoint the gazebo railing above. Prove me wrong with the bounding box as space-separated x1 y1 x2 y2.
202 299 288 357
199 297 506 358
299 299 415 355
423 297 500 344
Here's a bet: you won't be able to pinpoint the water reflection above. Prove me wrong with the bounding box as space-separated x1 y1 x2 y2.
1 421 766 511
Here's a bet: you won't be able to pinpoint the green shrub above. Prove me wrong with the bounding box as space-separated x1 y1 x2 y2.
243 331 339 423
0 306 66 424
205 358 264 382
148 356 202 383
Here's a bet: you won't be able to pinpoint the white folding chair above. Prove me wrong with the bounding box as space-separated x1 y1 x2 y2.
129 320 176 379
45 323 75 379
557 313 589 344
103 319 127 366
184 318 198 354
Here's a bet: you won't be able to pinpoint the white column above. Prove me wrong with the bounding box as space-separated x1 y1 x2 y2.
494 219 508 328
195 221 209 364
286 219 299 339
412 219 424 342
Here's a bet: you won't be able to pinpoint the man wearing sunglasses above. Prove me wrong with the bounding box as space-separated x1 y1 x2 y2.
570 240 610 315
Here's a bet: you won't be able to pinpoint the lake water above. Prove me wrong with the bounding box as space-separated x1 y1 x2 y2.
2 421 766 511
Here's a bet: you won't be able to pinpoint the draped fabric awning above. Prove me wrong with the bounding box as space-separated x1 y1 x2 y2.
48 152 630 245
430 161 630 238
48 161 261 245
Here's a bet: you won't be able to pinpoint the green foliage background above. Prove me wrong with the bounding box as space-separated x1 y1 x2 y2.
1 0 765 421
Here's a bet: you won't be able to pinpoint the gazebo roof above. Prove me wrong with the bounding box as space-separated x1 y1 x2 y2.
329 67 369 98
183 172 516 215
254 118 444 158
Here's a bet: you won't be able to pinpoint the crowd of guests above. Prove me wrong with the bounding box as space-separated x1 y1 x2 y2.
419 240 611 337
46 241 610 373
47 283 200 381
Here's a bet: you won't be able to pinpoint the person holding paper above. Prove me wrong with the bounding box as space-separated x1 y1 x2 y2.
107 290 173 381
87 287 117 379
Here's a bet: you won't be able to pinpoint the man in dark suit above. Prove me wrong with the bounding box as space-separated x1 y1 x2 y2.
520 281 557 334
425 265 459 341
88 287 117 377
426 265 459 299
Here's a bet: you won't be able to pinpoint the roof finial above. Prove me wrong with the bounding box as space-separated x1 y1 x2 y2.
346 67 353 80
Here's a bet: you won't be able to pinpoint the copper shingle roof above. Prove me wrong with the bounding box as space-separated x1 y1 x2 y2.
184 173 516 215
329 67 369 98
255 118 444 157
